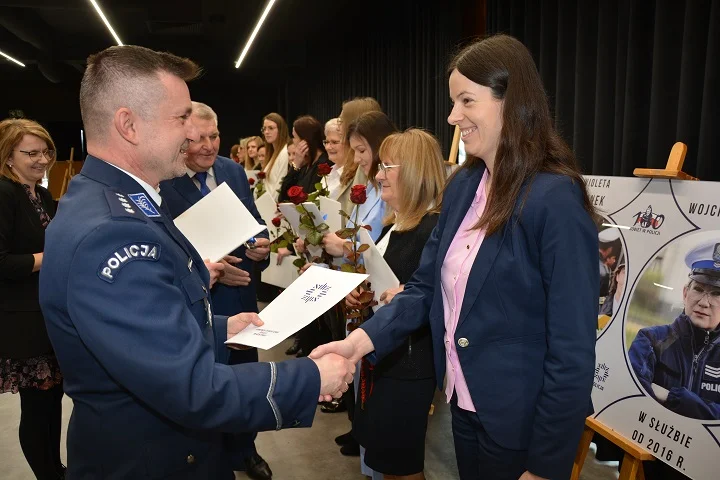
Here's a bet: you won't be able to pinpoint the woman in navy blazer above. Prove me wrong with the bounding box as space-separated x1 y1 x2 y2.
312 35 598 480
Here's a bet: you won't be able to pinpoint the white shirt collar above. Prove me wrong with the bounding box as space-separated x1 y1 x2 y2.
187 166 215 179
106 163 163 206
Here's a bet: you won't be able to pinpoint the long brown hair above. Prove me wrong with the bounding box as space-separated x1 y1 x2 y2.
346 111 397 189
339 97 382 186
244 135 263 170
449 34 594 234
262 112 289 174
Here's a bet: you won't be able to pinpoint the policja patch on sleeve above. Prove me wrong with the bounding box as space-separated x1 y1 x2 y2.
97 243 161 283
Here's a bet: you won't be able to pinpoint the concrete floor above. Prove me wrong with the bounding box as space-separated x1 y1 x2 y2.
0 337 620 480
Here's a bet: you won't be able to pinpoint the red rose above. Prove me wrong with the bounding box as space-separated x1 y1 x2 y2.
248 178 255 185
317 163 333 176
287 185 309 205
350 184 367 204
272 217 282 227
257 171 266 180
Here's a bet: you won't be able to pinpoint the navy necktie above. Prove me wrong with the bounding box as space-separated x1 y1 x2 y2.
195 171 211 197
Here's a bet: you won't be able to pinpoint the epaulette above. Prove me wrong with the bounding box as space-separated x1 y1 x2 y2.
104 189 149 221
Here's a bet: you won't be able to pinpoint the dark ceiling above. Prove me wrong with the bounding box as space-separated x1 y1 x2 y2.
0 0 344 83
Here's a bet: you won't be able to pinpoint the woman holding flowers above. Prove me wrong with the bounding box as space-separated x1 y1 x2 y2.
278 115 331 203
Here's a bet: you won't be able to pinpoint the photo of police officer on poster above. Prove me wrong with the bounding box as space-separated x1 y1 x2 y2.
626 232 720 421
597 219 627 334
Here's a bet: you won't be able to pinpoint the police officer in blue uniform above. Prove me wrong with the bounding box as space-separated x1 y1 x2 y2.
629 240 720 420
39 45 353 479
160 101 273 479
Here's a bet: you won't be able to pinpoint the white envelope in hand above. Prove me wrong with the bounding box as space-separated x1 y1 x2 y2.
254 192 278 239
227 266 368 349
358 228 400 312
173 182 267 262
319 196 343 233
277 203 302 235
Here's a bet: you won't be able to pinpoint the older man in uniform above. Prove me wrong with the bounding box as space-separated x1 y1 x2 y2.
39 45 353 479
629 240 720 421
160 101 273 479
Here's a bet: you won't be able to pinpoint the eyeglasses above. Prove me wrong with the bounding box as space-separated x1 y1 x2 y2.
261 125 277 133
378 162 401 173
688 283 720 306
17 149 56 161
322 140 342 146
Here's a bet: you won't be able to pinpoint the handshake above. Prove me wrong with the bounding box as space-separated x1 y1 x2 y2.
308 329 376 402
226 312 376 402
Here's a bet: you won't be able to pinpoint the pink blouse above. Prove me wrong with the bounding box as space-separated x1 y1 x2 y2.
440 169 489 412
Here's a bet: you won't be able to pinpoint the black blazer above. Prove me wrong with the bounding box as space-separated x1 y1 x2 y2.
0 177 56 356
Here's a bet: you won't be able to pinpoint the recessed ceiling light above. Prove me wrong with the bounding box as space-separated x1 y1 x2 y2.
0 49 25 67
235 0 277 69
88 0 124 46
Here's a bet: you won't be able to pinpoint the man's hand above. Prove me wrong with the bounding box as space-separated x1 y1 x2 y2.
204 259 225 287
322 232 350 257
246 238 270 262
518 472 547 480
379 285 404 305
218 256 251 287
310 353 355 402
226 313 264 350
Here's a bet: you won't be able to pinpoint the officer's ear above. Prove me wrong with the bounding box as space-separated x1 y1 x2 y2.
113 107 140 146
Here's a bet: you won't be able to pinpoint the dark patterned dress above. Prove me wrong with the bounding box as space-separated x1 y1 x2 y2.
0 184 62 394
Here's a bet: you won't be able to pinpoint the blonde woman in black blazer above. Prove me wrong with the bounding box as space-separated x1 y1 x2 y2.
0 118 64 479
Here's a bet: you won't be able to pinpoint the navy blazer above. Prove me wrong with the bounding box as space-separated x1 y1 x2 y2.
361 165 598 480
159 156 269 316
40 156 319 479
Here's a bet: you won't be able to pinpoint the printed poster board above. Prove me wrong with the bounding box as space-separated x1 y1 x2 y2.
586 175 720 479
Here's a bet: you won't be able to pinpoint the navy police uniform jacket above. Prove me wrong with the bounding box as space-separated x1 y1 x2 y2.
159 156 268 317
39 156 320 479
360 166 598 480
629 314 720 420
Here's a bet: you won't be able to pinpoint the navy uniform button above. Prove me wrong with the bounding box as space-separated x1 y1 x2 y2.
458 338 469 348
186 454 196 464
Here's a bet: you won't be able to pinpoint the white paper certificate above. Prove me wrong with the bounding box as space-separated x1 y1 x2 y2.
358 228 400 311
254 192 279 240
319 196 343 233
173 182 267 262
227 266 368 349
277 203 302 235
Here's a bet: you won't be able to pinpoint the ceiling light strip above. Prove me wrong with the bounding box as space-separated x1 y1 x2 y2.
89 0 124 46
235 0 277 68
0 49 25 67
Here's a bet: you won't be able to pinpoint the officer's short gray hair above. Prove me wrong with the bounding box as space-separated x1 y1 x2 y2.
80 45 201 142
191 102 218 126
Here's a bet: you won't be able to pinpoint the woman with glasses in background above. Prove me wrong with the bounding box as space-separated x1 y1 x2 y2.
0 118 65 480
260 113 290 201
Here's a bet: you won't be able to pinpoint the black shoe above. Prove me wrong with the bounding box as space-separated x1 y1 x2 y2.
321 399 347 414
334 430 354 446
244 453 272 480
285 338 300 355
340 441 360 457
295 348 307 358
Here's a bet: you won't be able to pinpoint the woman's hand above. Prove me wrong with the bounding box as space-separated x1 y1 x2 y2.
299 262 313 275
276 247 292 265
323 232 350 257
345 287 366 308
293 140 309 168
294 237 306 254
379 285 404 305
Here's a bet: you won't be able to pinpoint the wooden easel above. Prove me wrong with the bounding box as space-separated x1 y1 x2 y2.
633 142 697 180
572 417 654 480
574 142 698 480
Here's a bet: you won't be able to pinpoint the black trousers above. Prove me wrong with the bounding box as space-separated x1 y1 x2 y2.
18 384 64 480
225 348 260 469
451 401 528 480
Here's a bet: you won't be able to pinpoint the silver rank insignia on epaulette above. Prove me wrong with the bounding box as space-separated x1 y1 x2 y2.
115 193 135 214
